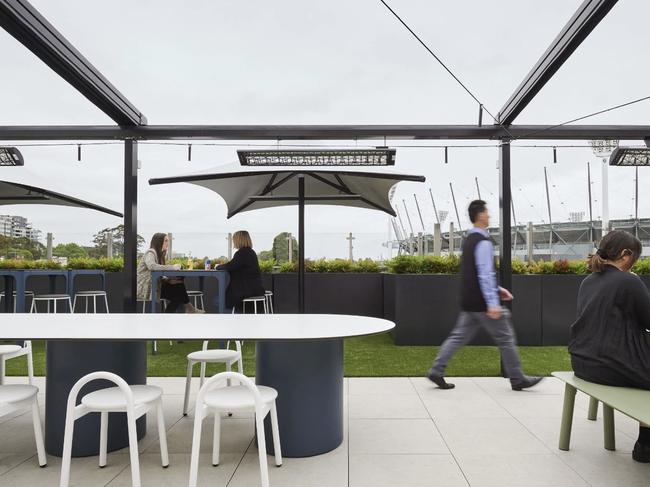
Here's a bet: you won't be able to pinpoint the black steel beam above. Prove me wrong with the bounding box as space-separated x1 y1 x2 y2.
498 0 618 125
2 124 650 141
123 140 138 313
0 0 146 125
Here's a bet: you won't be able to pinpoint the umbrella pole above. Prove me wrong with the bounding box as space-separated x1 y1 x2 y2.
298 175 305 313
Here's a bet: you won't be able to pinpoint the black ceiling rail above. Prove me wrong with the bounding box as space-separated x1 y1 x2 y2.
0 0 147 126
497 0 618 125
3 124 650 141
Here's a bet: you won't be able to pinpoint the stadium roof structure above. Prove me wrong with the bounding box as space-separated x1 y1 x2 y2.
0 0 641 309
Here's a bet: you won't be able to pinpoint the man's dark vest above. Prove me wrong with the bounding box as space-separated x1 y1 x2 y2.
460 231 491 312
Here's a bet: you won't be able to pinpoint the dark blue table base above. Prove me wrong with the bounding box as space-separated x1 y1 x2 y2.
255 340 343 457
45 341 147 457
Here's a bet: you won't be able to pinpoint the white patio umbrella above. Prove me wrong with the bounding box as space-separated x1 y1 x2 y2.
149 162 425 312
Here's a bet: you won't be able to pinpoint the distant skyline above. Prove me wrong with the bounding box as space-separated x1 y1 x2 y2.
1 0 649 259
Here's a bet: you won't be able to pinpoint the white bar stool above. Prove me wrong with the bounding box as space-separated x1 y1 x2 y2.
30 294 72 313
73 291 110 313
59 371 169 487
264 290 274 314
187 290 204 310
241 296 268 314
189 371 282 487
182 340 242 416
0 341 34 385
0 290 35 312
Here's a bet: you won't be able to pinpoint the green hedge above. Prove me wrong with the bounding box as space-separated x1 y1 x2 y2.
2 255 649 275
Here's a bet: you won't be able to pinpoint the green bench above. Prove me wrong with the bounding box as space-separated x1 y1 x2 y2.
552 371 650 451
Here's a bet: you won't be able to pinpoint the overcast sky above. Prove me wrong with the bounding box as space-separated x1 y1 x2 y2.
1 0 649 259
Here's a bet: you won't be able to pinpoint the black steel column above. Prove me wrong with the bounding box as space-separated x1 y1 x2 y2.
498 140 512 378
124 139 138 312
498 139 512 294
298 175 305 313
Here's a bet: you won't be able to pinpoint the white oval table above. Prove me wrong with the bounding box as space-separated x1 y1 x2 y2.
3 313 394 457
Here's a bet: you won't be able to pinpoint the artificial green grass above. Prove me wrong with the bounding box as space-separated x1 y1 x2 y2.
3 335 571 377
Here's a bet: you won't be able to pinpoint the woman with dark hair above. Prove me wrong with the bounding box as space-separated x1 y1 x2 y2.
137 233 203 313
216 230 265 312
570 229 650 462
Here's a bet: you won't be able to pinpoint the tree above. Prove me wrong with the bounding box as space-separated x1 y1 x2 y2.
0 235 45 259
53 243 88 259
258 249 273 261
272 232 298 263
91 224 145 258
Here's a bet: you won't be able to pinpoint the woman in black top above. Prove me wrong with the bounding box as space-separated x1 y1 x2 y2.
216 230 265 311
569 230 650 462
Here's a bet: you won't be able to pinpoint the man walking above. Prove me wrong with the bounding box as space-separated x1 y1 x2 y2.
427 200 543 391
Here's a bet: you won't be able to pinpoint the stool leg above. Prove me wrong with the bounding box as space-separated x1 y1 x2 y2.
183 360 194 416
93 295 97 314
126 410 142 487
587 397 598 421
104 294 110 313
68 298 72 313
59 410 76 487
212 412 221 466
200 295 204 311
99 412 108 467
270 401 282 466
84 296 88 314
603 404 616 451
255 411 270 487
199 361 207 388
156 400 169 467
73 296 78 313
559 383 576 451
31 398 47 467
189 407 206 487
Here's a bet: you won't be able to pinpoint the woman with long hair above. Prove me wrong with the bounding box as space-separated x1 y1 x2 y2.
137 233 203 313
215 230 265 312
570 230 650 462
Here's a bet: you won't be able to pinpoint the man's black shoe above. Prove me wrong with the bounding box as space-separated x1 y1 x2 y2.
633 441 650 463
511 376 543 391
426 370 455 390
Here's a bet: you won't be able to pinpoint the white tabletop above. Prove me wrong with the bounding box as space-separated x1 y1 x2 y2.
1 313 395 341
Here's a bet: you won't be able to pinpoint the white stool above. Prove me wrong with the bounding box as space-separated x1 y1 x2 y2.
0 290 35 312
183 341 242 416
241 296 268 314
0 338 46 467
189 372 282 487
0 341 34 385
60 372 169 487
187 290 204 311
264 291 274 314
30 294 72 313
0 383 46 470
73 291 110 313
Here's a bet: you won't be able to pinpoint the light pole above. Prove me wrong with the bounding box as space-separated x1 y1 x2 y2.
590 139 618 237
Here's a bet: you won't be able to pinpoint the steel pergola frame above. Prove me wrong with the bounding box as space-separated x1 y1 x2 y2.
0 0 633 312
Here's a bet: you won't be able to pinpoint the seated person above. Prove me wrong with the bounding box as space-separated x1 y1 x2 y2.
137 232 203 313
216 230 265 312
570 230 650 462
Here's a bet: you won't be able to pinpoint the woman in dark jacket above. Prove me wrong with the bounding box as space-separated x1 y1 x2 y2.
569 230 650 462
216 230 265 311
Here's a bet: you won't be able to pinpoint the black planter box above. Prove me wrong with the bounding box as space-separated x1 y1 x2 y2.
271 273 383 317
385 274 544 346
540 275 586 345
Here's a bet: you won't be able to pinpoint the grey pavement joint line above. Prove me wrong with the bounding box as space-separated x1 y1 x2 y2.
409 377 471 487
470 377 593 486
